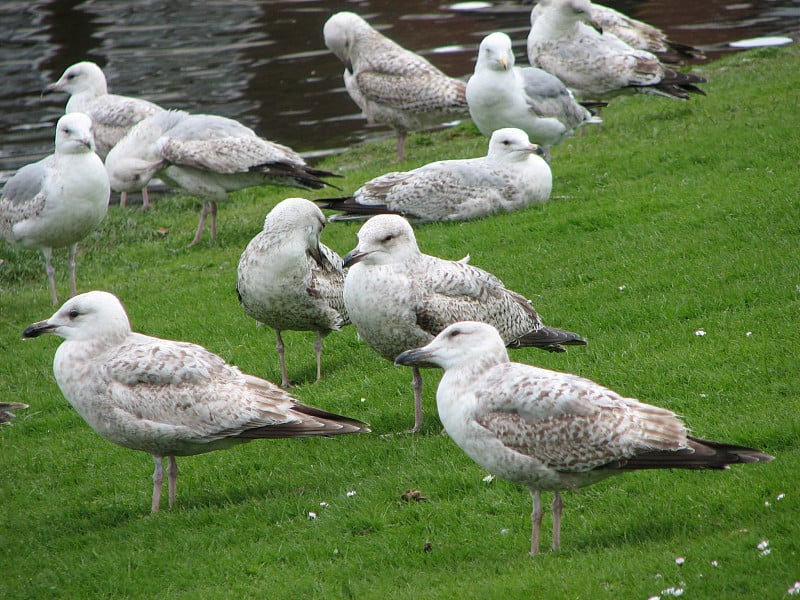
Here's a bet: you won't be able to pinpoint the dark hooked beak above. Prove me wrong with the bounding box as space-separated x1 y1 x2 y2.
342 248 369 268
22 320 56 339
394 347 435 368
43 82 61 95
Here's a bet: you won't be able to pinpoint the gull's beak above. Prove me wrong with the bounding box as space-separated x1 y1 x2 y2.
345 58 354 75
394 346 436 368
43 81 62 95
531 144 545 158
589 19 603 35
22 320 56 339
498 56 509 71
342 248 369 268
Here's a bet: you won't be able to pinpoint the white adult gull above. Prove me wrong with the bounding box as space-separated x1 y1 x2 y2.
529 1 705 65
45 61 164 207
317 128 552 222
0 113 110 305
22 291 369 513
323 11 469 161
526 0 706 99
237 198 349 387
466 32 603 161
105 110 340 246
342 215 585 433
395 321 773 555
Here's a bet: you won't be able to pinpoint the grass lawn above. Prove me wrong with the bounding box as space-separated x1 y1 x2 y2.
1 45 798 599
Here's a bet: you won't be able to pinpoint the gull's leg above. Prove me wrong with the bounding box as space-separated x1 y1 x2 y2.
141 187 150 209
167 455 179 509
551 490 563 552
189 202 210 246
152 455 164 513
396 129 407 162
209 201 218 242
314 331 323 381
41 247 58 305
120 191 128 207
67 243 78 298
409 367 424 433
530 488 543 556
276 330 290 388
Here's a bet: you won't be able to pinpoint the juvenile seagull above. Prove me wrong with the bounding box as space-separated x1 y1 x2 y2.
317 128 552 222
466 32 602 160
237 198 349 387
529 1 705 65
0 113 110 305
527 0 706 99
343 215 585 432
45 61 164 207
23 291 369 513
395 321 773 555
105 110 339 245
323 11 469 161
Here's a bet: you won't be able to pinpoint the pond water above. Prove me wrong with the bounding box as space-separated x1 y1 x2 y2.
1 0 798 174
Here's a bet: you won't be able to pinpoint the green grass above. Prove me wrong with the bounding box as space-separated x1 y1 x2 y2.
1 46 798 598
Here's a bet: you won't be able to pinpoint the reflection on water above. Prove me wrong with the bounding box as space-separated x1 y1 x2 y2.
1 0 798 173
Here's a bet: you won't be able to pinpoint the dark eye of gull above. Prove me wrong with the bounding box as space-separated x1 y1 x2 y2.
68 308 80 319
382 234 394 242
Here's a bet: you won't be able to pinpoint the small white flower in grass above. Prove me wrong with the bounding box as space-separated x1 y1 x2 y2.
647 596 660 600
694 328 706 336
699 393 708 398
675 556 685 566
661 587 684 596
711 560 719 568
746 331 752 337
764 500 771 507
760 548 771 557
618 284 626 291
320 501 329 508
500 528 510 535
360 397 366 403
308 511 317 520
757 540 770 551
787 581 800 596
777 493 786 501
482 474 494 483
346 490 357 497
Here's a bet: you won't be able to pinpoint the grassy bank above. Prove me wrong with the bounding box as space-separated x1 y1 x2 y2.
1 45 798 598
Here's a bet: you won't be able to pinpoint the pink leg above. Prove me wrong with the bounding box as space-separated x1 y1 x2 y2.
67 243 78 298
41 247 58 306
167 455 178 509
209 201 218 241
551 490 563 552
152 455 164 513
409 367 424 433
396 130 407 162
142 187 151 209
530 488 543 556
120 191 128 207
276 330 290 388
189 202 210 246
314 332 323 381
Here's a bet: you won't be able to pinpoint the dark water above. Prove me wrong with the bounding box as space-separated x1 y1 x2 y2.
1 0 798 174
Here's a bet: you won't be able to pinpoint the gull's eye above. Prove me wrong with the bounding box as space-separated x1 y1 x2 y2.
68 308 80 319
382 234 394 242
448 328 461 338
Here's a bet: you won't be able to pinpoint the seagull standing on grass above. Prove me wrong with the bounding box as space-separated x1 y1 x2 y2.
0 113 110 305
105 110 339 246
317 128 552 222
342 215 585 433
237 198 349 387
467 32 602 161
45 61 164 207
526 0 706 99
528 1 705 65
395 321 773 555
323 11 469 161
23 291 369 513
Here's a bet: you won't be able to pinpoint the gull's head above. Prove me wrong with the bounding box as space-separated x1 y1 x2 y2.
324 12 368 64
263 197 326 248
54 113 96 155
105 155 163 193
551 0 601 31
487 128 546 161
45 61 108 97
23 291 132 343
395 321 510 371
343 214 419 268
476 32 515 73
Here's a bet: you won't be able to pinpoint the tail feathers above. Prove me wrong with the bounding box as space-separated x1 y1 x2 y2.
316 197 402 221
616 436 774 471
654 70 707 99
255 162 342 190
508 326 587 353
235 403 370 439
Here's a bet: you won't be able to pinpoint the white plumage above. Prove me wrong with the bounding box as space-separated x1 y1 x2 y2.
105 110 338 245
342 215 584 432
526 0 706 99
395 321 773 554
467 32 602 160
237 198 349 387
23 291 369 512
323 11 469 161
318 128 552 222
0 113 110 305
